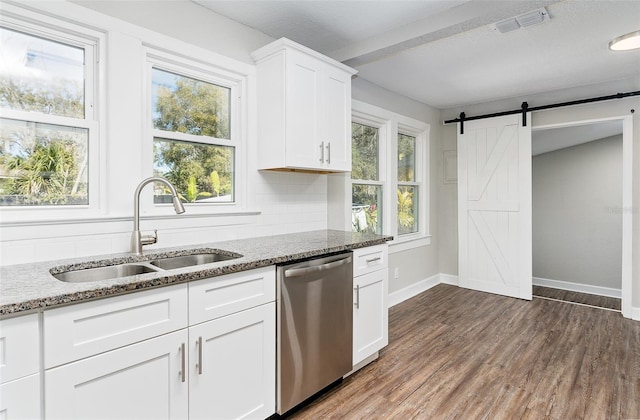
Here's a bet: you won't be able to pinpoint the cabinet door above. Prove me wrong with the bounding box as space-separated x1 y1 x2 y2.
321 65 352 171
45 330 188 420
0 314 39 384
0 374 41 420
353 269 389 365
285 51 322 170
189 303 275 420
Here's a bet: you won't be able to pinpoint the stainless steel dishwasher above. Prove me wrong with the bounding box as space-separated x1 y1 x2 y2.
276 252 353 415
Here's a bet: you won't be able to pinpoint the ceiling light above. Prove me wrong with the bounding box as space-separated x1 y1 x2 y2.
609 30 640 51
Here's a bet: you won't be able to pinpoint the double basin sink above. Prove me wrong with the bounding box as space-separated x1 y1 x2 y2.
51 249 242 283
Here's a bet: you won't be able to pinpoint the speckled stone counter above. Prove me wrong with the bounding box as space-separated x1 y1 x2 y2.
0 230 392 316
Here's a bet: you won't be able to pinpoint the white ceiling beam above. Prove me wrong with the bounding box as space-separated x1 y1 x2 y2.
331 0 563 67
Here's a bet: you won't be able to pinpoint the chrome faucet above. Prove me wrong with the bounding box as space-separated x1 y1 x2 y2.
131 176 185 255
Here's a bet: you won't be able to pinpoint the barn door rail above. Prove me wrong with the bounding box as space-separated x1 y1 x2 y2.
445 90 640 135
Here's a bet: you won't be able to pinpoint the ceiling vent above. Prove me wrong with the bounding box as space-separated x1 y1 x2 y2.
494 7 549 34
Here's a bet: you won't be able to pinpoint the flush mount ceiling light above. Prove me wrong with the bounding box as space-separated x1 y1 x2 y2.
494 7 549 34
609 30 640 51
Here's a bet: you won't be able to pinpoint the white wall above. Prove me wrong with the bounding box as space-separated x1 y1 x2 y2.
69 0 273 65
532 135 623 290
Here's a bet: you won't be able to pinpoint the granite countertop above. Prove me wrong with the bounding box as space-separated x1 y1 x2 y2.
0 230 392 316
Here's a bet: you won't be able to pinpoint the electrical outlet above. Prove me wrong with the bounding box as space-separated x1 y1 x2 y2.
394 267 400 279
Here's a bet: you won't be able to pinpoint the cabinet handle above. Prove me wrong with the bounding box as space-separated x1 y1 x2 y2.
354 284 360 309
319 141 325 163
366 256 381 263
196 336 203 375
326 142 331 164
180 342 186 383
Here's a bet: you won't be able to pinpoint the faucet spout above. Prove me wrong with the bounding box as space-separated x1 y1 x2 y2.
131 176 185 255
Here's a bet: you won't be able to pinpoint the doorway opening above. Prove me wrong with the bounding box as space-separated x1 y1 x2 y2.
531 117 630 312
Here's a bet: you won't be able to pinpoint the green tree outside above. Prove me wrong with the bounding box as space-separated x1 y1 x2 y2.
152 69 234 203
0 79 88 206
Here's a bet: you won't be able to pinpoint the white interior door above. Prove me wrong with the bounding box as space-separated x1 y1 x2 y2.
458 114 532 300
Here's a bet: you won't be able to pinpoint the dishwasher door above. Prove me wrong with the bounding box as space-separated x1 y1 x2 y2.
277 252 353 415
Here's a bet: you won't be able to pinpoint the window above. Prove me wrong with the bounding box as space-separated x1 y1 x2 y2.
351 101 429 246
0 24 97 207
351 122 383 234
148 62 237 206
397 132 419 235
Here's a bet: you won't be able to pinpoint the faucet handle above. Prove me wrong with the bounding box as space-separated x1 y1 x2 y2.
140 230 158 246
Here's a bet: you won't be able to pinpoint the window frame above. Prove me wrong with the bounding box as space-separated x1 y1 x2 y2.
351 100 430 251
395 125 428 241
142 48 247 216
0 13 104 223
350 112 388 235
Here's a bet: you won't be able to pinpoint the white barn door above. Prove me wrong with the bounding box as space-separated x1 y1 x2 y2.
457 114 532 300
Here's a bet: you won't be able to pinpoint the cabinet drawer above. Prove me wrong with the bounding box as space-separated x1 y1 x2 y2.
353 244 388 277
0 314 39 384
189 266 275 325
44 284 188 368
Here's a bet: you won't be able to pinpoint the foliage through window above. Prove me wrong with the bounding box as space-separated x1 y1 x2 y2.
397 133 419 235
351 102 428 243
351 122 382 234
0 26 92 206
151 67 234 204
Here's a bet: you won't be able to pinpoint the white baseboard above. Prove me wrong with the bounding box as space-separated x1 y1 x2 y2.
438 273 459 286
532 277 621 299
389 273 459 307
388 274 638 322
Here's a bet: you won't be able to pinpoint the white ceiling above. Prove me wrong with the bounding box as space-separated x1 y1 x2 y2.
195 0 640 109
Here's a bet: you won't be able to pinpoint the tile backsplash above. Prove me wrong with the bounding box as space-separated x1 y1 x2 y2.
0 172 328 266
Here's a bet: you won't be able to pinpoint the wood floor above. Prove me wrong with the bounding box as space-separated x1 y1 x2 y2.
533 285 622 311
288 284 640 419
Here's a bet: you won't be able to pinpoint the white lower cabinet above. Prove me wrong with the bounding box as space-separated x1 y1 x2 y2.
45 330 189 420
0 314 41 420
189 303 275 420
352 245 389 367
42 267 276 420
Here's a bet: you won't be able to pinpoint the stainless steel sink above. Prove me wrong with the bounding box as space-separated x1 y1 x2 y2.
52 263 159 283
51 249 243 283
150 252 241 270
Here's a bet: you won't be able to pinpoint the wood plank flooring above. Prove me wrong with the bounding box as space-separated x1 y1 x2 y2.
533 285 621 311
287 284 640 419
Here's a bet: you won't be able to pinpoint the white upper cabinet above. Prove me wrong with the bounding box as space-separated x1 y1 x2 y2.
251 38 357 172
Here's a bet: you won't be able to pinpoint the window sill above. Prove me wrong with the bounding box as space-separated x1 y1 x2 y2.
0 209 261 228
388 234 432 254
